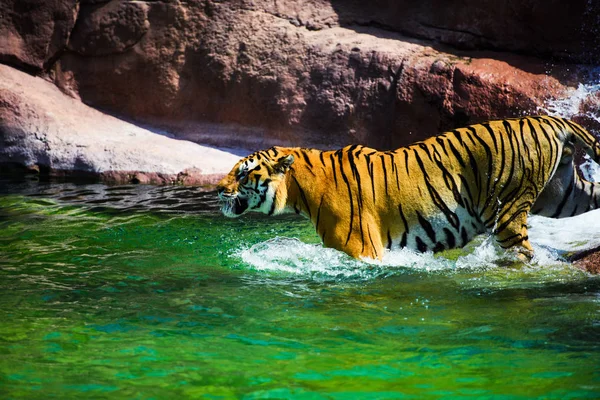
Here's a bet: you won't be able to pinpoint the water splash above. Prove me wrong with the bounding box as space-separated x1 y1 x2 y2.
541 81 600 122
540 70 600 190
580 154 600 181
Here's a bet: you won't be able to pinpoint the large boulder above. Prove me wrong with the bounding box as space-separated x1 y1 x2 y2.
0 64 240 185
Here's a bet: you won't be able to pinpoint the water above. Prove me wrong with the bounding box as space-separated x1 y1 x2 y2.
1 180 600 399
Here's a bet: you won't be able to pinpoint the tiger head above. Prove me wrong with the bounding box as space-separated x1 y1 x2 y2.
216 148 295 217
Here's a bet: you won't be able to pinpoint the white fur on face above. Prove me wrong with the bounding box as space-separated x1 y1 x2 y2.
221 157 281 217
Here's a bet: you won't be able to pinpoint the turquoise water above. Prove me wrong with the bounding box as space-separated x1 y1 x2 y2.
1 181 599 399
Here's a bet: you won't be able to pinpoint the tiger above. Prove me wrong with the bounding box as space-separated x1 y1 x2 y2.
216 116 600 260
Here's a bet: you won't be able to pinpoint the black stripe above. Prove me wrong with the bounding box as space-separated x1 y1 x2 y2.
390 153 400 189
347 148 365 249
461 226 469 247
533 117 558 174
551 179 574 218
338 151 355 246
436 137 450 158
260 178 272 187
496 232 523 244
300 151 313 169
457 173 477 216
367 225 378 259
497 233 528 248
526 118 546 184
292 175 312 218
380 155 389 195
366 154 376 203
493 206 529 235
330 153 338 188
416 236 428 252
481 123 499 153
547 115 568 130
268 198 277 215
315 195 325 229
443 228 456 249
570 204 579 217
387 230 392 250
398 204 409 234
468 127 494 198
463 144 482 207
446 134 466 168
428 155 463 229
416 211 436 243
418 143 433 162
494 121 518 204
413 146 464 228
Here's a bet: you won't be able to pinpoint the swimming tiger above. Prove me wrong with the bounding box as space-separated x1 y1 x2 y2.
216 116 600 260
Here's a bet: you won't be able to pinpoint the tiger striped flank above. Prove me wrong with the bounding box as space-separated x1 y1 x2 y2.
216 116 600 260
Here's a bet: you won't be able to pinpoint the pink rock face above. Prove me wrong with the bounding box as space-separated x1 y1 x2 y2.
47 0 585 150
0 0 598 152
0 65 242 185
0 0 78 72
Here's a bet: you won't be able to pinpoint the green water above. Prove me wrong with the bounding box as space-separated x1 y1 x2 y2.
0 181 599 399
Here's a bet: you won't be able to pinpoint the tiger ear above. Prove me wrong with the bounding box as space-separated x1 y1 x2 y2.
275 154 294 173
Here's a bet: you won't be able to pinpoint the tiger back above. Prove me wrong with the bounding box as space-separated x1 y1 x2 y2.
217 116 600 260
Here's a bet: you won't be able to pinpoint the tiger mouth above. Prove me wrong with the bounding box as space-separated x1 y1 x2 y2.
220 196 249 217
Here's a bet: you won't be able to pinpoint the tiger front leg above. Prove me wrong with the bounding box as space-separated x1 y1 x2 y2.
322 221 384 260
493 210 534 261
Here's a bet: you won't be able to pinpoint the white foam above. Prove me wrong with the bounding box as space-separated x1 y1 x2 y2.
541 82 600 121
232 213 600 280
580 154 600 181
528 208 600 253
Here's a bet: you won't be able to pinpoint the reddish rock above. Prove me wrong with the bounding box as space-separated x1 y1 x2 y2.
247 0 600 63
0 64 241 184
0 0 78 72
571 246 600 275
326 0 600 64
0 0 599 154
49 1 574 150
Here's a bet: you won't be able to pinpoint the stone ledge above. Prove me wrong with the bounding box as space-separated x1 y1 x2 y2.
0 64 243 185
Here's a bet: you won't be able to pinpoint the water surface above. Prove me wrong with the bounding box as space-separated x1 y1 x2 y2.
1 180 599 399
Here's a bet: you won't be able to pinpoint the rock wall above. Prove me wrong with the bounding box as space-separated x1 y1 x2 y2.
2 0 598 151
0 0 78 72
